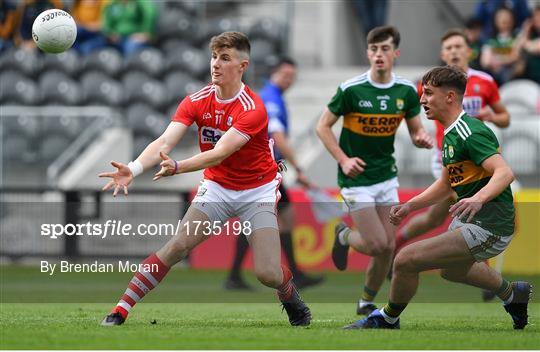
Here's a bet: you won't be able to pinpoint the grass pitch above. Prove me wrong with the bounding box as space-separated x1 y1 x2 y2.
1 266 539 349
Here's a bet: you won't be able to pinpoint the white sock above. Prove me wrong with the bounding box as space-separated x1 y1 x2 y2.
503 291 514 305
379 308 399 324
338 227 351 245
359 299 373 307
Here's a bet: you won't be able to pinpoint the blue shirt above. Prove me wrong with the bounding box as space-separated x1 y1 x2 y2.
259 80 289 160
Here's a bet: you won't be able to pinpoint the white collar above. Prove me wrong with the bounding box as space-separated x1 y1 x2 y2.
367 70 396 89
444 110 467 135
215 83 245 104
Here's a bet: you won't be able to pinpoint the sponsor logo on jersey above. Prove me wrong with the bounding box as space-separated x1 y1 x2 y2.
462 96 482 117
446 160 492 187
343 112 404 136
377 95 390 100
396 98 404 110
358 100 373 108
201 126 226 145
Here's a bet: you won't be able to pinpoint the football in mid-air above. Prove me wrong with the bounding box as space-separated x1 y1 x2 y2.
32 9 77 54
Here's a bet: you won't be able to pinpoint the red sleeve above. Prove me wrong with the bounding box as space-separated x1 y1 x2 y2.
172 96 196 126
233 109 267 138
416 80 423 98
486 79 501 106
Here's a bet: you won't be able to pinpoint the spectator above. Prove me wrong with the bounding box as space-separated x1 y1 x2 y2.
350 0 388 36
0 0 16 52
13 0 64 51
514 6 540 83
71 0 107 55
101 0 157 56
474 0 531 41
464 17 484 70
480 6 520 84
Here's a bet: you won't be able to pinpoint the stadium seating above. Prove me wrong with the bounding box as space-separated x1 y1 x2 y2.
156 9 198 44
500 79 540 114
122 71 170 110
0 48 43 78
43 50 81 77
0 71 42 105
165 45 208 80
165 71 205 105
39 70 84 105
124 48 165 78
126 103 168 138
82 47 124 77
81 71 125 106
0 13 286 184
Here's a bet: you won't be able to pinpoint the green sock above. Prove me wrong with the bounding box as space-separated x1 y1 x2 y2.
382 302 408 318
361 286 377 303
496 279 513 302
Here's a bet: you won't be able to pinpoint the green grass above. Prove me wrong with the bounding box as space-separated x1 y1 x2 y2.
1 266 539 349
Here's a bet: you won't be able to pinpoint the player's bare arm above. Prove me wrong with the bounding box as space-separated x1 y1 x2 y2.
153 127 249 181
98 122 189 195
449 153 514 222
389 168 453 226
405 115 434 149
271 130 312 188
316 108 366 177
477 101 510 128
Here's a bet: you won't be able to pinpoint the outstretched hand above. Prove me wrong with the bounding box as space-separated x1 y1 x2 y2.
98 161 133 197
153 151 178 181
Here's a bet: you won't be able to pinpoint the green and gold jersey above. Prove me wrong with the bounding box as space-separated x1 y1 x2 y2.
442 112 515 236
327 71 421 187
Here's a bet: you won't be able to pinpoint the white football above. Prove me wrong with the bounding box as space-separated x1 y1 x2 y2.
32 9 77 54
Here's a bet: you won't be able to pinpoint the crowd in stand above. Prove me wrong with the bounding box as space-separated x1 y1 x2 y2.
0 0 157 56
470 0 540 85
0 0 539 84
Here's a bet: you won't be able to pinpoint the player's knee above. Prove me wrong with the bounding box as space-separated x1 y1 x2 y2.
393 248 416 273
367 239 391 256
255 267 281 287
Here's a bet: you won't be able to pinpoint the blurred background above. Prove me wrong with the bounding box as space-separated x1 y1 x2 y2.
0 0 538 276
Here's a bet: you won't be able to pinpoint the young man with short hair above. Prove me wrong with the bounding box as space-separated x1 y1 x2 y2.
394 29 511 301
224 57 323 290
347 65 530 330
316 25 433 316
99 31 311 327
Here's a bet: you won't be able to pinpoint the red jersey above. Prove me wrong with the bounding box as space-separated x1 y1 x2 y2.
418 68 501 149
173 83 278 190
